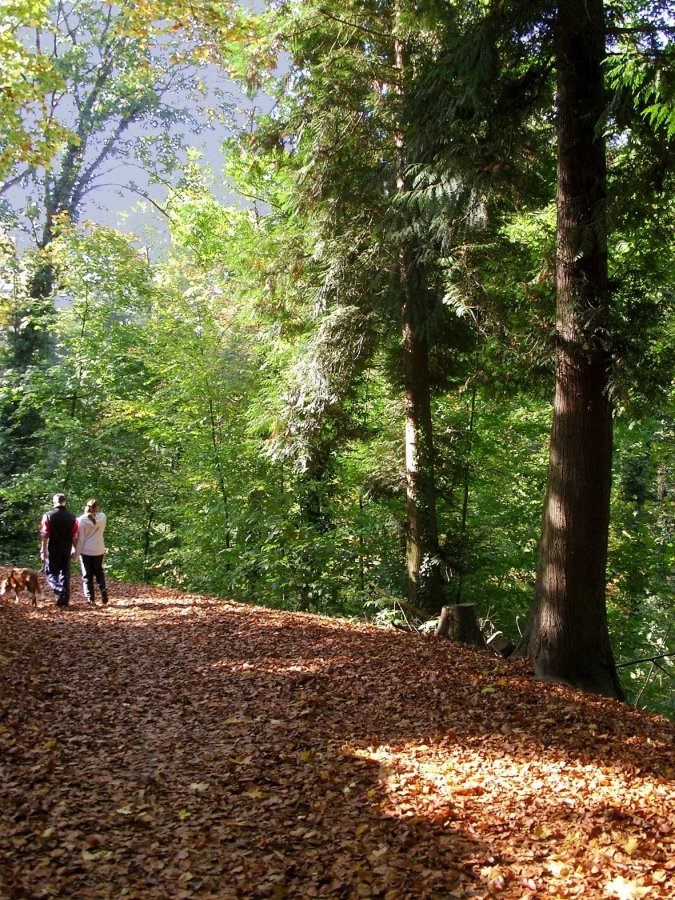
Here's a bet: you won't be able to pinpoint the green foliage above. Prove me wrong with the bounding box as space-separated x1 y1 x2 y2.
0 0 69 177
606 1 675 139
435 391 551 622
607 416 674 716
2 0 220 247
0 220 158 567
1 0 673 714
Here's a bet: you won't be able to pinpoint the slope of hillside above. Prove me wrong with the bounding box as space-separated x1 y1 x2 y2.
1 572 673 898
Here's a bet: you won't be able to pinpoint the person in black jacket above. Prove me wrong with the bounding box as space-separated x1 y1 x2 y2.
40 494 78 608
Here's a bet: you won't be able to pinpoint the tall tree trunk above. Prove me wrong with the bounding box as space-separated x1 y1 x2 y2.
394 28 443 616
401 260 443 614
516 0 624 700
299 443 332 533
142 502 154 583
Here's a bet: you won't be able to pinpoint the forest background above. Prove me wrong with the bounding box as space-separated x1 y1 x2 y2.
0 0 673 716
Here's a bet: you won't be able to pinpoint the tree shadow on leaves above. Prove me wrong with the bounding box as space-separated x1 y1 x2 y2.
1 595 672 899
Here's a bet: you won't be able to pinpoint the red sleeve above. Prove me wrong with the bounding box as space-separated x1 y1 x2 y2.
72 520 79 541
39 514 50 538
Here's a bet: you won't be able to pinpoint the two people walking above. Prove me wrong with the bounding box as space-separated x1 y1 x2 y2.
40 494 109 608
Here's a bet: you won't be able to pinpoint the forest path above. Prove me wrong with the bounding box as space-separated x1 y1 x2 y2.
1 572 673 899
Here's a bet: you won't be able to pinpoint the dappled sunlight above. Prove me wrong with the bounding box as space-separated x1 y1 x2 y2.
1 572 673 898
346 738 672 895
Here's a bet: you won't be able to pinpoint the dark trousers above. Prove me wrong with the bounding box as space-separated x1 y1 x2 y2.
45 549 72 605
80 554 108 603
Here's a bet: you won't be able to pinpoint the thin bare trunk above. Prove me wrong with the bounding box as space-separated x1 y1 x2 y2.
455 380 477 604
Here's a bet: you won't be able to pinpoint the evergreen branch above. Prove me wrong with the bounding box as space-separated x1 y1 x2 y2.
317 9 392 41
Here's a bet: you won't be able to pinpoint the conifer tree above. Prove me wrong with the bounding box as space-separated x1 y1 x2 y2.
420 0 672 696
516 0 623 697
255 0 482 613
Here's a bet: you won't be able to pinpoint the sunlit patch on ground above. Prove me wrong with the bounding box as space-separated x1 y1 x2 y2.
1 570 673 898
348 741 673 897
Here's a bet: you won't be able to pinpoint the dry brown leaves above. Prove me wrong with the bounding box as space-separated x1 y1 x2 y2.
0 567 673 899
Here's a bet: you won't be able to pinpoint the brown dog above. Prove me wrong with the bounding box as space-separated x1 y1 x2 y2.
0 568 42 606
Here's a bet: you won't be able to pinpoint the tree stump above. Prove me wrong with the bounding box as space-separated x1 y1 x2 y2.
435 604 487 650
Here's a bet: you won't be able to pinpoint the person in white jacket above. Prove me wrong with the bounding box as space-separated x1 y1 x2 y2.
75 499 109 605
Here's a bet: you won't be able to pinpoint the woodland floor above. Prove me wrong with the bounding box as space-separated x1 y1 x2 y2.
0 568 673 900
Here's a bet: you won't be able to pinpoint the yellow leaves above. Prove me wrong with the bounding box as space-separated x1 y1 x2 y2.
481 676 515 695
188 781 210 792
115 806 133 815
622 835 639 855
81 849 101 862
242 787 267 800
481 865 507 891
532 823 551 840
604 875 651 899
177 809 191 821
369 843 388 860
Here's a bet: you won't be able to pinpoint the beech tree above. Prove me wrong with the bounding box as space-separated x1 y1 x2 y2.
0 0 221 547
1 0 215 249
0 0 69 177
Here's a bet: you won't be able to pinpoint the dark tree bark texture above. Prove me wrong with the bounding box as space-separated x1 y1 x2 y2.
401 261 444 616
516 0 624 700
